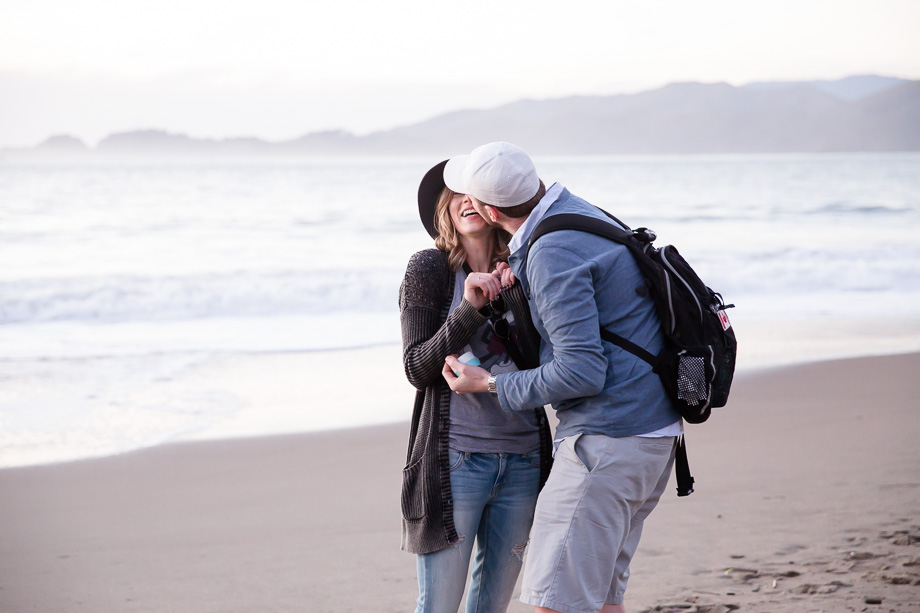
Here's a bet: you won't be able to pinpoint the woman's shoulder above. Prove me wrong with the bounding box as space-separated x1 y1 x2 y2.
400 248 451 307
404 248 449 276
407 248 447 264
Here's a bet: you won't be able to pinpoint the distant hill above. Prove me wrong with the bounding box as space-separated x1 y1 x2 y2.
2 75 917 160
95 130 273 155
354 78 919 154
36 134 89 151
743 74 907 101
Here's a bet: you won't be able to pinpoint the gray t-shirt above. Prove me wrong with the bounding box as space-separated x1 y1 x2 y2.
448 270 540 454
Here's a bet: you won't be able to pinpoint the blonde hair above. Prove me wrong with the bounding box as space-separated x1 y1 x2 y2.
433 187 511 272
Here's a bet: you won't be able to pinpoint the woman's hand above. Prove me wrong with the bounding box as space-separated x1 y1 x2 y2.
463 271 503 310
495 262 516 289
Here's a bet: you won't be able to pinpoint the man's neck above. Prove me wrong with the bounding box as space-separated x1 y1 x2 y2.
505 182 563 254
502 215 527 236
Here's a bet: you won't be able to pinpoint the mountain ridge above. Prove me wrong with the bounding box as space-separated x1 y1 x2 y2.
3 75 917 159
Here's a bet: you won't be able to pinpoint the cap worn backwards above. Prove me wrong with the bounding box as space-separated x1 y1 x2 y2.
443 142 539 208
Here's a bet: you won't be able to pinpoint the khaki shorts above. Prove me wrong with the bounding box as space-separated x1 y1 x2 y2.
520 433 675 613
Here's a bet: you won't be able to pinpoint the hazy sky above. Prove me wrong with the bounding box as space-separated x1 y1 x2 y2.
1 0 918 147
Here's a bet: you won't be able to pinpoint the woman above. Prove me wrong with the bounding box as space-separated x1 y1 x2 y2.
399 160 553 613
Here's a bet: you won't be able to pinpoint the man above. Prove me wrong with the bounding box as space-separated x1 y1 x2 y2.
441 142 682 613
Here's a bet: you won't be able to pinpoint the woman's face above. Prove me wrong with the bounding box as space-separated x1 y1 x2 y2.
448 191 489 237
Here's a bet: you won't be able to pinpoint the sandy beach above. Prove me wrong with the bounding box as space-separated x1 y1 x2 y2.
1 352 918 613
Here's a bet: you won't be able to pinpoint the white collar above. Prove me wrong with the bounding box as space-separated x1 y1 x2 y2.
508 182 565 253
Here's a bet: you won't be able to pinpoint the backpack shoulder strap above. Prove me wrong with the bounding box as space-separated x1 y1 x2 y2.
525 211 658 368
526 212 630 258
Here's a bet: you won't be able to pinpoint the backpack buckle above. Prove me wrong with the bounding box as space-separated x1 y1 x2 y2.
633 227 657 243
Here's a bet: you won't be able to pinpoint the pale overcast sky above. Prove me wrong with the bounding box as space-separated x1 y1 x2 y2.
1 0 918 147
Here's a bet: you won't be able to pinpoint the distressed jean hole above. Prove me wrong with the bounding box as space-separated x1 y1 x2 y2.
511 539 529 561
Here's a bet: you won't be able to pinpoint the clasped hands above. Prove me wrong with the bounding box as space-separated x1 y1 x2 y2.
462 262 514 309
443 262 515 394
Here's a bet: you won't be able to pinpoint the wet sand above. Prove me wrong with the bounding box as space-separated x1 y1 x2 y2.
0 353 918 612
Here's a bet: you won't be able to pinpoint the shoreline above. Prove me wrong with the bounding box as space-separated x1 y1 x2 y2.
3 338 920 470
0 352 918 612
2 342 920 474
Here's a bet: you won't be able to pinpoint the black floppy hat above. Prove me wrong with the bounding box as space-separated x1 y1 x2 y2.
417 160 449 239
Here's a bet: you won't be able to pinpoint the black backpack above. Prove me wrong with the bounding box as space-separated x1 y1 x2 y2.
527 208 737 496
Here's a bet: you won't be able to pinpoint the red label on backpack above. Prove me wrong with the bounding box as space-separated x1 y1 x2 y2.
717 309 731 331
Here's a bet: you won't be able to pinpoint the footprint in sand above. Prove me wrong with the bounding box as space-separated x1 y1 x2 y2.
788 580 852 594
693 606 740 613
773 543 808 557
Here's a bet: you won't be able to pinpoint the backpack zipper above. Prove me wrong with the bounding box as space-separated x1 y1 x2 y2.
703 345 715 413
660 247 703 326
662 269 676 335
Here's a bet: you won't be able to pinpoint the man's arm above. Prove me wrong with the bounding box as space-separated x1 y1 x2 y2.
443 240 608 410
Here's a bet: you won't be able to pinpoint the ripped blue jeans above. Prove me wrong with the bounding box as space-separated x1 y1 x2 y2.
415 449 541 613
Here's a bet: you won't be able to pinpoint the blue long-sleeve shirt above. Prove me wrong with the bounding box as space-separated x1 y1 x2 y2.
497 186 680 440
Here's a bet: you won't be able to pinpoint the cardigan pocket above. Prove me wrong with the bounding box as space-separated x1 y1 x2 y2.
400 459 428 522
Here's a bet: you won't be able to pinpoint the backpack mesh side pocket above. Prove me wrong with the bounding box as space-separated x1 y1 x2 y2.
654 345 715 424
677 353 708 406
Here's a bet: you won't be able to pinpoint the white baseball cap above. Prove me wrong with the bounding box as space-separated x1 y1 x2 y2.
443 142 539 207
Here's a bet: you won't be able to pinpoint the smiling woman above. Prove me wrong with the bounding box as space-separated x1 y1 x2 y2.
433 187 510 273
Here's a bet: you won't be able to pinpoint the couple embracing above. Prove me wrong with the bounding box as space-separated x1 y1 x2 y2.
399 143 682 613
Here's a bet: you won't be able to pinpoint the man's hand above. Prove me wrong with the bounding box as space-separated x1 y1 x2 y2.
494 261 516 289
442 356 491 394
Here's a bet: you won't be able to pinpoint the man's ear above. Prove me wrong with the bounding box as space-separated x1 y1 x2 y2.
485 205 500 223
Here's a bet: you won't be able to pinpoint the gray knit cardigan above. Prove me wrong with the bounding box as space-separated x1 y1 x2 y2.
399 248 552 555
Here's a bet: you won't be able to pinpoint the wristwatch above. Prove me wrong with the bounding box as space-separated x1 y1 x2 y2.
487 373 498 395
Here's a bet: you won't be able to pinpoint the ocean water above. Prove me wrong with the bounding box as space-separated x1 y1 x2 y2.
2 153 919 467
